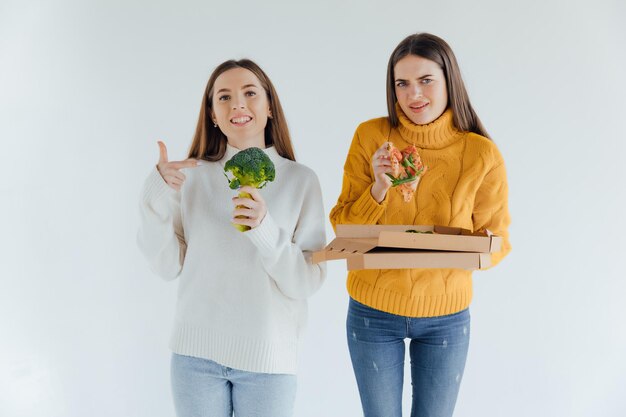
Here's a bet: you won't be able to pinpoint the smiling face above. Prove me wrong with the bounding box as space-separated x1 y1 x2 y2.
394 54 448 125
211 67 271 149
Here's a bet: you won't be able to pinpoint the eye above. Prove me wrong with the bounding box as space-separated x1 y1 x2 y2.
218 95 230 101
395 81 407 88
245 90 257 97
420 79 433 85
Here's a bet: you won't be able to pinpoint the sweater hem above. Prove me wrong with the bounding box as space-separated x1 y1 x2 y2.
347 275 472 318
169 322 299 375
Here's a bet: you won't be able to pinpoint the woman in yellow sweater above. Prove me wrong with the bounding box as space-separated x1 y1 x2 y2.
330 33 511 417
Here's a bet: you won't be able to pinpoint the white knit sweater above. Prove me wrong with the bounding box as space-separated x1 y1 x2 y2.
137 144 327 374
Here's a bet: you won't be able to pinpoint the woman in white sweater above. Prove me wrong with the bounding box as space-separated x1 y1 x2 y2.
137 59 327 417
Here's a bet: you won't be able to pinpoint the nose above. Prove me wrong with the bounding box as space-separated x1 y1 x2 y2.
231 98 246 110
409 83 422 98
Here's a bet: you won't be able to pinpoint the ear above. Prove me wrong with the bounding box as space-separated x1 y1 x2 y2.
268 107 273 119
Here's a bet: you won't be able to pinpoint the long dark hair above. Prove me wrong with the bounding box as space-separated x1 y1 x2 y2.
386 33 490 139
188 59 296 161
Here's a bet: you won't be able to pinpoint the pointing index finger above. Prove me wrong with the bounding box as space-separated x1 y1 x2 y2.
169 159 199 169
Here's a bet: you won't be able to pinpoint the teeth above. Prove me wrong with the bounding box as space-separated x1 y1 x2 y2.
231 117 251 124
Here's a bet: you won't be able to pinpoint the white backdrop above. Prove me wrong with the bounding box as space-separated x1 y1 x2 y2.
1 0 625 416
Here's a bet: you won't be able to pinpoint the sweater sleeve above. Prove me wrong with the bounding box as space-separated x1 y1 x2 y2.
472 151 512 269
137 167 187 280
244 172 327 300
329 127 388 230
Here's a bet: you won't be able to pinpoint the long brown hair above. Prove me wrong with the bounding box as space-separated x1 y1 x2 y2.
188 59 296 161
386 33 490 139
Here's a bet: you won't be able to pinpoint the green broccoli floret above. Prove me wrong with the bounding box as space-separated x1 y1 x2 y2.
223 147 276 232
224 147 275 190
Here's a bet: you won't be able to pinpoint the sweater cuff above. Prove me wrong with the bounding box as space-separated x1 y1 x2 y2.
351 183 388 224
244 211 281 257
142 167 176 205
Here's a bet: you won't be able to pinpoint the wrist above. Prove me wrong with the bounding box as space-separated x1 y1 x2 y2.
254 210 267 228
371 182 388 204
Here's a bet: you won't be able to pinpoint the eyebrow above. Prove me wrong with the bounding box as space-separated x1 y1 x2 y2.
216 84 260 94
395 74 434 82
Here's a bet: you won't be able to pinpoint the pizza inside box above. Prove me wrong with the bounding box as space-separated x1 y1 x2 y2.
312 224 502 271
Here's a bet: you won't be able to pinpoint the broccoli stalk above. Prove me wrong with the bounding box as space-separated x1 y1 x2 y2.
223 147 276 232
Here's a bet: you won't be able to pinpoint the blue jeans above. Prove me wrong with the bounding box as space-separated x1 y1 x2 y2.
347 298 470 417
170 353 297 417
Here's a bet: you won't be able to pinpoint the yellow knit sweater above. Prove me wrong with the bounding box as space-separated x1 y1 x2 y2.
329 107 511 317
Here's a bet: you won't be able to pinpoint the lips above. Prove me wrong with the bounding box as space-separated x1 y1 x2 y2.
408 102 429 112
230 115 252 125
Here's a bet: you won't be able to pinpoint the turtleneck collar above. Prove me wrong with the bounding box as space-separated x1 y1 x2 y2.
222 142 284 166
395 103 462 149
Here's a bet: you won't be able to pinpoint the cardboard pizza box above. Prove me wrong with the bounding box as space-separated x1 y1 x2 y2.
312 224 500 271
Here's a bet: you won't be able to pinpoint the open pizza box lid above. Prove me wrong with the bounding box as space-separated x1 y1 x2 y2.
312 224 500 271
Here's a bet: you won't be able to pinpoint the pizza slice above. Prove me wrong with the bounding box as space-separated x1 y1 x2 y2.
385 142 427 202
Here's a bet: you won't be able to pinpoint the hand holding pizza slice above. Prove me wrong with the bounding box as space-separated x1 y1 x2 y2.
385 142 427 202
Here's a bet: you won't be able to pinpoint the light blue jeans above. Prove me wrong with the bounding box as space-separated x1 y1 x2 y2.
170 353 297 417
347 298 470 417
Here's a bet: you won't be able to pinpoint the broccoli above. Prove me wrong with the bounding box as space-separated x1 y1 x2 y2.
223 147 276 232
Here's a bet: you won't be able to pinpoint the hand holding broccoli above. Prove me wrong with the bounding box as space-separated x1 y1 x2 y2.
231 186 268 230
223 147 276 232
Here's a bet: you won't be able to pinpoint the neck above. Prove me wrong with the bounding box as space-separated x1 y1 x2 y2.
395 104 461 149
227 133 265 150
223 142 282 166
